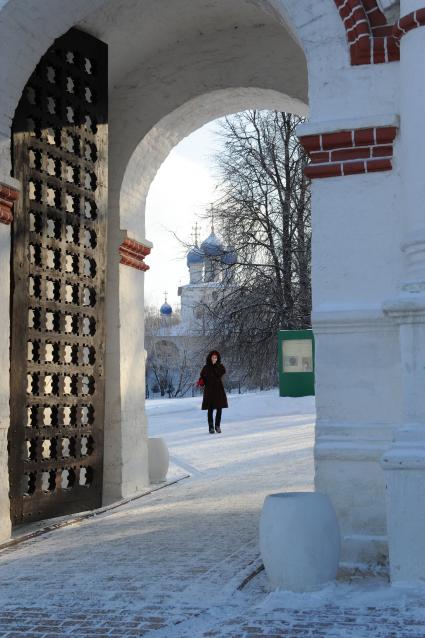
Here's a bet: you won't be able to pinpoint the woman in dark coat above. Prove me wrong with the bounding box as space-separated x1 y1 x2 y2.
199 350 228 434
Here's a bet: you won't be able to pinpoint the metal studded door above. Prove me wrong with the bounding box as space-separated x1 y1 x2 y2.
9 29 108 525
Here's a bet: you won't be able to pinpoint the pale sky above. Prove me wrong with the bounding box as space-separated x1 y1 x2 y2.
145 120 223 310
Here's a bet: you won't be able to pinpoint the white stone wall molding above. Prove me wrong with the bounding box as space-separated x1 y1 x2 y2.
316 439 394 463
312 307 397 333
383 295 425 318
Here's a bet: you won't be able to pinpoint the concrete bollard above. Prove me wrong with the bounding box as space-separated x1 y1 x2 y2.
259 492 341 591
148 437 169 484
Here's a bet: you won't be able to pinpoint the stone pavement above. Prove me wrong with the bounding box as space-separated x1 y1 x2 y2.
0 398 424 637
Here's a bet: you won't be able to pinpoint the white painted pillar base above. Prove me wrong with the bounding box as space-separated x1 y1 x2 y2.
382 425 425 582
381 303 425 581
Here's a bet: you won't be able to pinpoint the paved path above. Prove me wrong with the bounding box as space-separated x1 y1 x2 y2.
0 392 425 637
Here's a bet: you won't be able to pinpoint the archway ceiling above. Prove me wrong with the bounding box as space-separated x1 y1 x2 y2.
76 0 309 206
78 0 307 95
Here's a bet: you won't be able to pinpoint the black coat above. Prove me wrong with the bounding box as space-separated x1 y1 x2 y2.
200 358 228 410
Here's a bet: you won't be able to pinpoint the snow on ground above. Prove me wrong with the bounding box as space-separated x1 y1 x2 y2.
147 389 315 479
0 390 425 636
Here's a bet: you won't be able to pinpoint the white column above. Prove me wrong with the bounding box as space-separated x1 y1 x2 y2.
103 226 152 503
382 0 425 582
0 223 11 542
0 175 20 542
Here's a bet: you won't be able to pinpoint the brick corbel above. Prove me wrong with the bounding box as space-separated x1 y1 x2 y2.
299 124 398 179
0 183 19 225
119 237 151 271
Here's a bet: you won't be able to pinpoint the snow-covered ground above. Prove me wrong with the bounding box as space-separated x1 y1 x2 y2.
0 390 424 636
147 389 315 480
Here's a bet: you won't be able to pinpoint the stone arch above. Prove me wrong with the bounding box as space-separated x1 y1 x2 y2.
119 87 308 235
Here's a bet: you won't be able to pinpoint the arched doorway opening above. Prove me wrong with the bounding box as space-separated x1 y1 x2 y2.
4 0 309 529
113 87 308 491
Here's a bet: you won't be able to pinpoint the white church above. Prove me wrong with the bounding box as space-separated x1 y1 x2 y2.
145 224 237 396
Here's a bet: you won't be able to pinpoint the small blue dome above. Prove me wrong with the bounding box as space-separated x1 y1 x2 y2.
187 246 204 266
200 232 223 257
221 248 237 266
160 302 173 316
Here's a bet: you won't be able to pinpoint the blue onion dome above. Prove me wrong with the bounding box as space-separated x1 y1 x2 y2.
200 231 223 257
160 302 173 316
221 247 237 266
187 246 204 266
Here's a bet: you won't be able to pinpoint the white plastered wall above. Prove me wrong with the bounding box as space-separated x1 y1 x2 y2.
281 0 402 563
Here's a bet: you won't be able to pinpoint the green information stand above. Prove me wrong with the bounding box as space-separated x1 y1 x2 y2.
278 329 315 397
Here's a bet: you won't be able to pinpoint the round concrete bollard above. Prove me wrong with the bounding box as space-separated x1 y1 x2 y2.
259 492 341 591
148 437 169 484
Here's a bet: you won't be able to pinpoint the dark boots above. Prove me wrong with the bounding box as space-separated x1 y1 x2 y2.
208 407 214 433
208 407 222 433
215 408 222 433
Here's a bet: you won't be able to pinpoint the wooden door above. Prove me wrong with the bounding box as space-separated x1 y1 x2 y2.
9 28 108 525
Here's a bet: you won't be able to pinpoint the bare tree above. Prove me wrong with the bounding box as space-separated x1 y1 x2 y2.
203 110 311 386
147 342 175 397
145 306 202 397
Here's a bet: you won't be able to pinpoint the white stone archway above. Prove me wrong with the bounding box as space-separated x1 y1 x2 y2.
107 86 309 502
0 0 414 577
